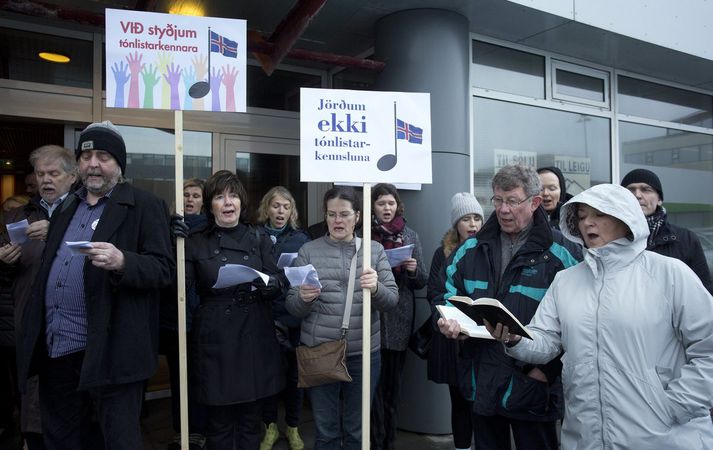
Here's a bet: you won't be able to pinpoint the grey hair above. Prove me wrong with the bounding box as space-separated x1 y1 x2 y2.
29 145 77 176
492 164 542 197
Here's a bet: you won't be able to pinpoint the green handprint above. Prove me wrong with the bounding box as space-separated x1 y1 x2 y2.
141 64 160 109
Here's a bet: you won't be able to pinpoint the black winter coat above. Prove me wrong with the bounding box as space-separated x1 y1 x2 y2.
186 222 285 405
259 225 310 329
648 220 712 294
16 183 175 391
440 208 582 422
0 197 48 347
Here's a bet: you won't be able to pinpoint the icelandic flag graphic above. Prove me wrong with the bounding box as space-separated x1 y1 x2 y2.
210 31 238 58
396 118 423 144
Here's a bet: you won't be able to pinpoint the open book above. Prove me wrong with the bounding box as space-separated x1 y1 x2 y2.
436 305 494 340
447 296 533 340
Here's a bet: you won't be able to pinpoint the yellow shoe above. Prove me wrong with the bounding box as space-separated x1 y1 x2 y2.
260 423 279 450
285 426 304 450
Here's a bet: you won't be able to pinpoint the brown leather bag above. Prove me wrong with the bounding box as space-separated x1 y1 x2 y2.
296 238 361 388
296 339 351 388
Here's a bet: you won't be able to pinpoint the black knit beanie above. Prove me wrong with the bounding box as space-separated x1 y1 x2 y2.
621 169 663 201
76 121 127 175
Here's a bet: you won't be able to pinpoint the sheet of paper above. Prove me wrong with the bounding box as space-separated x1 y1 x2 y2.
436 305 494 340
385 244 414 268
66 240 93 256
7 219 30 245
277 252 298 269
6 219 29 245
284 264 322 288
212 264 269 289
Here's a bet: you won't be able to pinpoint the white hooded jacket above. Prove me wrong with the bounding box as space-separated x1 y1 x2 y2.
507 184 713 449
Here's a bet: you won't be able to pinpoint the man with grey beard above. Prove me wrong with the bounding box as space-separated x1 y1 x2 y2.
16 121 175 450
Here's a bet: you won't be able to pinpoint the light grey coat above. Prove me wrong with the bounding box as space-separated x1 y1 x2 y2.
286 236 398 356
507 184 713 449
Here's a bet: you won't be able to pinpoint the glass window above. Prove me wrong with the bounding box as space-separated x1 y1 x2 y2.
234 153 307 227
553 64 608 106
473 97 610 215
114 126 212 209
618 76 713 128
619 122 713 232
332 67 377 91
247 64 322 111
472 41 545 99
0 27 93 89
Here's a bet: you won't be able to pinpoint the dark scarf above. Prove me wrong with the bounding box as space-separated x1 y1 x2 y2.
646 206 666 248
372 215 406 274
263 223 288 245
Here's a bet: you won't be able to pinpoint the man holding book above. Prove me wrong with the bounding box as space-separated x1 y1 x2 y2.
437 164 581 450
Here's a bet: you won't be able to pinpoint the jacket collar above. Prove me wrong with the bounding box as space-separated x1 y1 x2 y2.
479 206 554 252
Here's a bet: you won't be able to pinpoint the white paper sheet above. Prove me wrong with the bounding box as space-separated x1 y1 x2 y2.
66 240 93 256
277 252 298 269
6 219 29 245
284 264 322 288
212 264 269 289
384 244 414 268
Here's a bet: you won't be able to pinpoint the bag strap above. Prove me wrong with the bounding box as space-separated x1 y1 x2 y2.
340 237 361 339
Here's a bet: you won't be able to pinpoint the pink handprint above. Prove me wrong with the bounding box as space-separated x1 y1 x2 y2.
126 51 144 108
163 63 183 110
111 61 129 108
210 68 223 112
221 65 239 112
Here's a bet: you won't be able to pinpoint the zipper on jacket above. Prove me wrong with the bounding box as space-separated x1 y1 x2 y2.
594 260 607 447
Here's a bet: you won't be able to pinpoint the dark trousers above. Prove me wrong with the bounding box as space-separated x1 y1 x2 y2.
370 349 407 450
261 350 302 427
205 400 263 450
449 384 473 449
472 413 558 450
38 351 144 450
262 326 302 427
0 346 18 432
160 329 207 435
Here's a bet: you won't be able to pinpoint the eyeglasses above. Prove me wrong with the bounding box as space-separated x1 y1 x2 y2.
490 195 532 209
325 211 355 220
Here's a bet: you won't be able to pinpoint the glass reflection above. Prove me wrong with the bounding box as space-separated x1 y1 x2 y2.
473 97 610 216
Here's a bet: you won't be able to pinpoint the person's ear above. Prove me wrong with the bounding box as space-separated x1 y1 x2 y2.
530 195 542 210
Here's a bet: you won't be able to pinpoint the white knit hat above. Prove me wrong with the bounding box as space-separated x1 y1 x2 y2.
450 192 484 227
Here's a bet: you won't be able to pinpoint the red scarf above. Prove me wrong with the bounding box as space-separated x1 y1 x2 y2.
372 215 405 274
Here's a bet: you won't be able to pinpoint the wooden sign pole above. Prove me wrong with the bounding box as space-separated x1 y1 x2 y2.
174 110 189 450
361 182 372 450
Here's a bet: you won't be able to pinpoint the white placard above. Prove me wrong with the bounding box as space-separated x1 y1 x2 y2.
300 88 432 184
105 9 246 112
494 149 538 172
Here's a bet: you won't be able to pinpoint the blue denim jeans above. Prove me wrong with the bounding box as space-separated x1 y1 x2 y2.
308 351 381 450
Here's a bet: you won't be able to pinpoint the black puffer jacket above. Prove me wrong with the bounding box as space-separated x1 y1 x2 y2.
648 220 712 294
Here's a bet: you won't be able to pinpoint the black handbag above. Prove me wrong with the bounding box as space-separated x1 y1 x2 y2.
408 314 434 360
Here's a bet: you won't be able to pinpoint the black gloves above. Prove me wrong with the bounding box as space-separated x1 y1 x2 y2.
170 214 190 239
252 275 283 299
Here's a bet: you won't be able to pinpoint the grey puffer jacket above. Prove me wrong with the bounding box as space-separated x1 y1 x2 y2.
378 226 427 351
286 236 398 356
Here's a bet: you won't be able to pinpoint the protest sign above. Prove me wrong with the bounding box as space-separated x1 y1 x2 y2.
300 88 432 184
105 9 246 112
